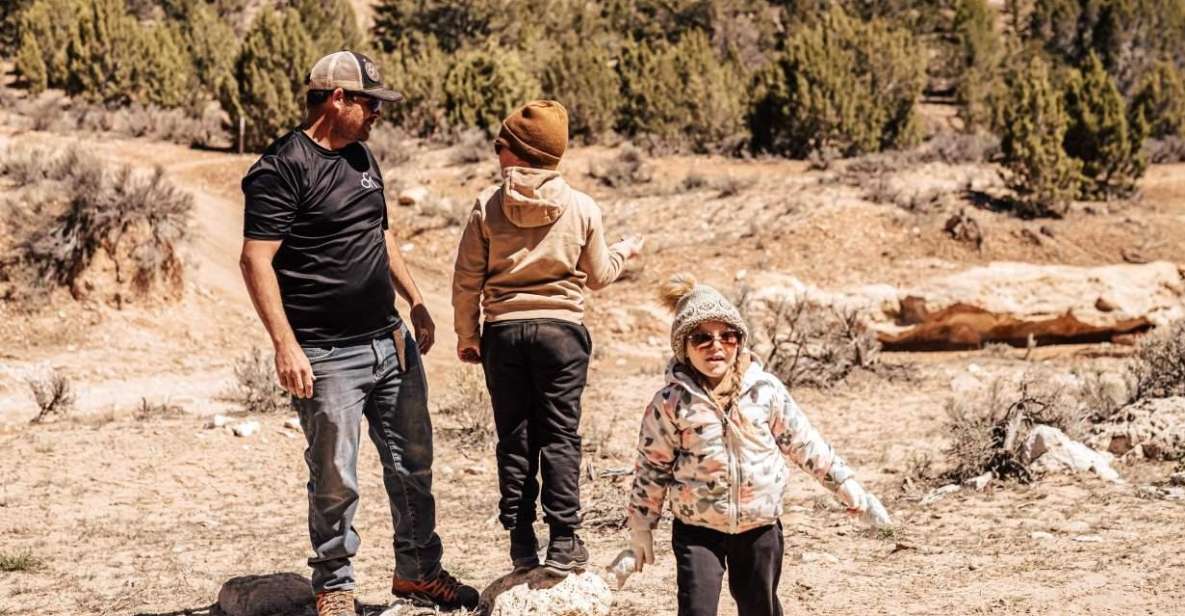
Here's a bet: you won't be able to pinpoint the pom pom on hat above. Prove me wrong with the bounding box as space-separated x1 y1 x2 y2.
659 273 697 312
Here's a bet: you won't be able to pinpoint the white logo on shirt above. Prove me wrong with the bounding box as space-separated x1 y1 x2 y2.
360 172 378 190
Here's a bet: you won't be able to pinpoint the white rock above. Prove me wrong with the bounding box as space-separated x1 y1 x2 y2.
217 573 313 616
398 186 430 207
481 568 611 616
1030 531 1055 541
950 373 984 394
800 551 840 564
1022 425 1122 483
964 472 993 491
283 417 301 431
206 414 229 429
232 421 261 438
399 242 415 253
1072 535 1104 543
922 484 961 505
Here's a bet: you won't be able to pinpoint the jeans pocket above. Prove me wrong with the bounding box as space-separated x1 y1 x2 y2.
302 345 336 361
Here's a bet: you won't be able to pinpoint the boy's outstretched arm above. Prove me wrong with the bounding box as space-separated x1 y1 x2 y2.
577 205 640 290
769 383 892 527
451 202 488 363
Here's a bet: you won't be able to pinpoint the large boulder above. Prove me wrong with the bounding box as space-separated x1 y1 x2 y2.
480 569 612 616
217 573 315 616
1086 397 1185 460
745 261 1185 350
1021 425 1121 483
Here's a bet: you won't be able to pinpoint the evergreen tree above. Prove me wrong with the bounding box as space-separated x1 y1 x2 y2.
292 0 362 55
541 32 621 143
952 0 1003 132
228 8 318 151
1131 60 1185 139
66 0 141 104
138 24 194 109
15 30 48 94
165 0 239 105
1062 52 1147 199
373 0 499 53
16 0 83 89
999 55 1082 217
381 34 450 137
442 47 540 133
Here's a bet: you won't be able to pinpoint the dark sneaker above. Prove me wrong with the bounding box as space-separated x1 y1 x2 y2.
543 534 589 575
315 590 357 616
510 526 540 573
391 570 479 612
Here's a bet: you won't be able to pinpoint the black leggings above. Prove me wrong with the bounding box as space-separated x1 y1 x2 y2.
673 519 785 616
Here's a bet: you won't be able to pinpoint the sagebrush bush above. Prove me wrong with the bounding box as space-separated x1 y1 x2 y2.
436 366 493 448
1131 61 1185 140
1062 53 1147 200
588 144 653 188
27 369 76 424
748 6 925 158
744 292 881 389
1129 320 1185 400
442 47 540 135
227 347 290 414
998 55 1081 218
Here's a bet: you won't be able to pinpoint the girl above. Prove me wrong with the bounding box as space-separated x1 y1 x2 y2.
626 275 891 616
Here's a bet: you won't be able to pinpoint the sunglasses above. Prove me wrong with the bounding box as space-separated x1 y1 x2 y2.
346 92 382 113
688 329 742 349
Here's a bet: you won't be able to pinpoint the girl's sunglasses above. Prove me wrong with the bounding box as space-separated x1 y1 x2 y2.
689 329 742 349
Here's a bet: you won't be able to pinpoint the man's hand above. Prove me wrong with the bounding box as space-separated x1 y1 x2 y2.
409 303 435 354
275 341 315 399
613 235 645 259
457 343 481 364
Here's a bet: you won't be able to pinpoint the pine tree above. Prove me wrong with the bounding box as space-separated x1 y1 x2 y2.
1062 52 1147 199
229 8 318 151
168 0 238 105
66 0 141 104
17 0 83 89
138 24 194 109
292 0 361 55
1131 60 1185 139
442 48 540 134
540 32 621 143
15 30 48 94
381 34 450 137
953 0 1003 132
999 55 1082 217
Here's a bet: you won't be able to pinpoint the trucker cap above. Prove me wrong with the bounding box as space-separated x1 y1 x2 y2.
306 51 403 102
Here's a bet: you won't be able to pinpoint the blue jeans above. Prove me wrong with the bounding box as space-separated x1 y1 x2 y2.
293 326 443 593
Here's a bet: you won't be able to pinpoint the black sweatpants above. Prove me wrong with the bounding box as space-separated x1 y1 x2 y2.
673 519 785 616
480 318 591 531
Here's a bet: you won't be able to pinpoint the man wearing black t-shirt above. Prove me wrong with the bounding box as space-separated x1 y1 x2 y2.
239 51 478 615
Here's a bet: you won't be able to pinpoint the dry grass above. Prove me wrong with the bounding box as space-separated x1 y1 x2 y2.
27 370 75 424
224 348 289 415
1130 320 1185 400
435 366 495 450
588 144 652 188
0 550 45 573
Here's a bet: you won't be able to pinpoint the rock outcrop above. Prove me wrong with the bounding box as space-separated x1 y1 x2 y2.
1087 397 1185 460
480 568 612 616
1021 425 1121 483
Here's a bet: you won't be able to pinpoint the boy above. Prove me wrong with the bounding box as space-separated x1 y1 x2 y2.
452 100 643 574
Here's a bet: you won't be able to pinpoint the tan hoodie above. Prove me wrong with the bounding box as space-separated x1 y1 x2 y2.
452 167 627 349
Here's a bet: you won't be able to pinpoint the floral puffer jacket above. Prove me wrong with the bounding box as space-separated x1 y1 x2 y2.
627 357 856 534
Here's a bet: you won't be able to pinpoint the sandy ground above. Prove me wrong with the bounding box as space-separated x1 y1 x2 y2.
1 125 1183 615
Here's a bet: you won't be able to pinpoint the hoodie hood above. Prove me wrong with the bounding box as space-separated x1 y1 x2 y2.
500 166 569 228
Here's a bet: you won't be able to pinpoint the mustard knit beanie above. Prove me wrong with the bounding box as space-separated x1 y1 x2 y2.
496 100 568 169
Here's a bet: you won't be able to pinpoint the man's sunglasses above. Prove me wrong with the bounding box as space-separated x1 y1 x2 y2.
688 329 742 349
346 92 382 113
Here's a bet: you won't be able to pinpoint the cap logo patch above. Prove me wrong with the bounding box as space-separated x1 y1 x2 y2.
363 60 380 83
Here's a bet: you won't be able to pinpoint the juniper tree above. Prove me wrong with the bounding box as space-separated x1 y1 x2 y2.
953 0 1003 132
442 48 540 134
1062 52 1147 199
1131 61 1185 139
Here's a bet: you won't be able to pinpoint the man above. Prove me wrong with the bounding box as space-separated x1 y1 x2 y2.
239 51 478 615
452 100 644 575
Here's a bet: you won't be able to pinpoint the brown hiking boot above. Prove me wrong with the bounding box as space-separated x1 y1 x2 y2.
315 589 356 616
391 569 479 612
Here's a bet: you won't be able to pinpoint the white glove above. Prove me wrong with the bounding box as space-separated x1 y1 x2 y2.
630 529 654 571
837 479 893 529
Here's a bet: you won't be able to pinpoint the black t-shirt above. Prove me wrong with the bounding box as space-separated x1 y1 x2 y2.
242 130 400 345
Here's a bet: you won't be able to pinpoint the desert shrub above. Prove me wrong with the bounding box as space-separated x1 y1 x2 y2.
1130 60 1185 140
442 47 540 135
998 54 1081 217
952 0 1003 132
448 128 489 165
226 8 318 152
2 147 192 302
227 348 289 414
1062 52 1147 200
680 172 709 191
0 549 45 572
588 144 653 188
540 32 621 143
616 30 746 152
435 366 493 448
745 293 881 389
944 208 984 249
901 450 936 491
134 397 185 420
713 175 744 198
1146 136 1185 164
367 123 411 170
748 6 925 158
381 35 450 138
14 31 47 94
1129 320 1185 400
943 372 1085 483
27 369 76 424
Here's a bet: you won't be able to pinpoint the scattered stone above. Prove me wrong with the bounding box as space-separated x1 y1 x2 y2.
217 572 314 616
964 472 993 491
206 414 229 429
1030 531 1055 541
1072 535 1104 543
1021 425 1121 483
398 186 430 207
400 242 415 253
480 568 611 616
1086 397 1185 460
1170 472 1185 487
800 551 840 564
922 484 961 505
283 417 301 431
232 421 261 438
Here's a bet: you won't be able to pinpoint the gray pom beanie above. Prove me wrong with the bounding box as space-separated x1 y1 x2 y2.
659 274 749 364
